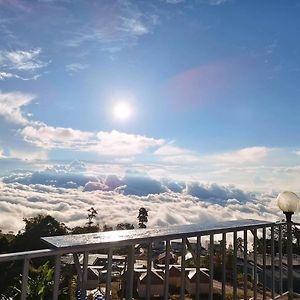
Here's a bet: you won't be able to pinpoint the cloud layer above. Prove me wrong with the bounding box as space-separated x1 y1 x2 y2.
0 162 288 234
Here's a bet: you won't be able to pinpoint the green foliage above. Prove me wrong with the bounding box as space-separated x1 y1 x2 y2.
27 261 54 300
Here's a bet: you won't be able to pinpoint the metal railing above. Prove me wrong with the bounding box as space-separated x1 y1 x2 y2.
0 219 297 300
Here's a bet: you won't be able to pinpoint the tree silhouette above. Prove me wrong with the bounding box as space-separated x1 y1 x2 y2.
116 223 134 230
86 207 98 227
12 214 68 251
137 207 148 228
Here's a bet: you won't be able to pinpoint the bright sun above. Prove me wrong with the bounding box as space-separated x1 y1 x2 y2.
113 102 132 121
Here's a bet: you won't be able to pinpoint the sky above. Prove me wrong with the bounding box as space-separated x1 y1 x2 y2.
1 0 300 232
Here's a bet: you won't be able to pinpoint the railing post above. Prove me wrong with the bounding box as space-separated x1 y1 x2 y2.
180 238 186 300
287 219 293 300
126 245 135 300
164 239 170 300
81 251 88 300
146 242 152 300
21 257 30 300
106 247 113 300
53 255 61 300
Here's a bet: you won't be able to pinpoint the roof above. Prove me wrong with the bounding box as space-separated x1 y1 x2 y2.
187 269 210 283
139 270 164 284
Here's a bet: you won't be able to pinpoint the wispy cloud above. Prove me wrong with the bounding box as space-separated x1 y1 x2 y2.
0 48 49 80
0 91 35 124
120 17 149 35
0 48 48 71
0 71 40 81
65 63 88 74
207 146 272 164
166 0 185 4
63 2 158 51
8 149 47 161
207 0 229 5
154 145 200 164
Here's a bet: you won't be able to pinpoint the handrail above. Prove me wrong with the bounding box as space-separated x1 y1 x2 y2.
0 219 289 300
0 219 277 262
42 219 276 252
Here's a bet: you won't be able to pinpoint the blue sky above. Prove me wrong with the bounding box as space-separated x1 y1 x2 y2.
1 0 300 191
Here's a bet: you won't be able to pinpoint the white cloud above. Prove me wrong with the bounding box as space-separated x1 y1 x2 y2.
155 145 189 156
65 63 88 74
207 0 228 5
9 149 48 161
94 130 164 156
20 123 164 157
0 71 40 81
166 0 185 3
0 48 48 71
0 148 4 159
209 146 272 164
294 150 300 156
20 123 94 149
0 91 35 124
0 71 17 80
0 48 48 80
154 145 200 164
120 17 149 35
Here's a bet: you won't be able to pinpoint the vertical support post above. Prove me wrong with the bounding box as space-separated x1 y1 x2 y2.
233 231 237 300
196 235 201 300
21 257 30 300
243 230 248 300
221 233 226 300
106 247 113 300
180 238 186 300
279 224 283 295
164 239 170 300
146 242 152 300
262 228 266 300
126 245 135 300
253 229 258 300
271 226 275 299
81 251 88 300
73 253 82 285
287 219 293 300
53 255 61 300
209 234 214 300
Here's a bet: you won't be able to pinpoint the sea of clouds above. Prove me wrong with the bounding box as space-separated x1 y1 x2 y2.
0 161 289 233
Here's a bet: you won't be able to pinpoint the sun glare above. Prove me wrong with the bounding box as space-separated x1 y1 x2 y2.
113 102 132 121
